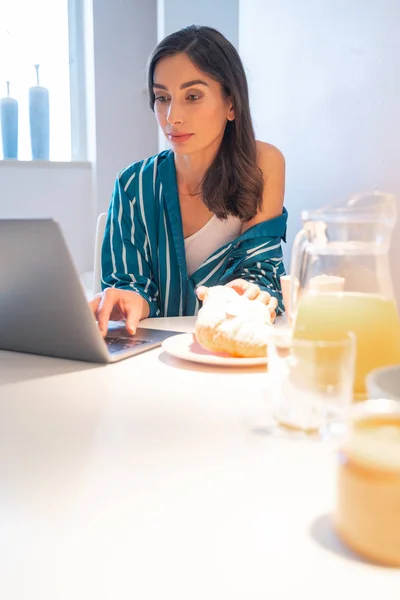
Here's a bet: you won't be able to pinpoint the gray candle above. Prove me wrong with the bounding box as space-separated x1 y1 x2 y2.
0 81 18 159
29 64 49 160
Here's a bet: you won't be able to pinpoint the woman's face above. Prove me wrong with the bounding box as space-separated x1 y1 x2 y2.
153 53 234 156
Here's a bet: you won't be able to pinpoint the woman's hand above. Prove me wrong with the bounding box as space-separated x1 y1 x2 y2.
197 279 278 322
89 288 150 337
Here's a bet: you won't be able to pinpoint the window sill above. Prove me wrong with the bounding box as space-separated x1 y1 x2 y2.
0 160 91 169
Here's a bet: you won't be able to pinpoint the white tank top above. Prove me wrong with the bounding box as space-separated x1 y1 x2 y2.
184 214 242 276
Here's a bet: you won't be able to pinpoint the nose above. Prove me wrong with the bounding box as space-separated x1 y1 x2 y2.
166 100 183 125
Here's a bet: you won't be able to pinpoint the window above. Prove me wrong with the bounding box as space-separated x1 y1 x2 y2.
0 0 72 161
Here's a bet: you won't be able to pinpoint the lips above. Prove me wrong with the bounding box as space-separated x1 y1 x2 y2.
167 133 193 143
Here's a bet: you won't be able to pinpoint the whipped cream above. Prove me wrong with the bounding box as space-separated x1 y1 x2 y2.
197 286 272 346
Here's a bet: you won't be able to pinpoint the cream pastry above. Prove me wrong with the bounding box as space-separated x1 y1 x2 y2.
195 285 273 358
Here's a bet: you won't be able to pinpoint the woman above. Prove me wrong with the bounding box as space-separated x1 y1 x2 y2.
90 25 287 336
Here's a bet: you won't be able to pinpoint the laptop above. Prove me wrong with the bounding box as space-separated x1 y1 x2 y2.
0 219 180 363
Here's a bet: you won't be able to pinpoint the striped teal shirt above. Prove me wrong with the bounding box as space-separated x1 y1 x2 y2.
102 150 287 317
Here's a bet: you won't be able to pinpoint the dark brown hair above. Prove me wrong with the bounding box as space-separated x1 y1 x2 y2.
147 25 263 221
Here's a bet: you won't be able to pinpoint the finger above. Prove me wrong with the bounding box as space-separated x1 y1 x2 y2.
257 291 271 305
225 279 249 295
125 298 144 335
196 286 208 301
267 296 278 314
97 290 115 337
88 294 102 316
243 283 261 300
270 310 277 323
108 305 124 322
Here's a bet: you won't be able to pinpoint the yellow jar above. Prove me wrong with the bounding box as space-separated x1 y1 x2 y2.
334 400 400 567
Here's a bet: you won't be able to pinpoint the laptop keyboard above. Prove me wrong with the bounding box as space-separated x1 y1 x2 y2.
105 336 152 353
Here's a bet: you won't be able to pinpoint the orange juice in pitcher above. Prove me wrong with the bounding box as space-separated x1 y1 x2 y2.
294 292 400 398
289 192 400 399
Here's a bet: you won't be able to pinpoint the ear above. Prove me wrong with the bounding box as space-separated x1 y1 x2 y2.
227 98 235 121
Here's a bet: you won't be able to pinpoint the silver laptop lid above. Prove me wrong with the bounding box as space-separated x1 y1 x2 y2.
0 219 110 363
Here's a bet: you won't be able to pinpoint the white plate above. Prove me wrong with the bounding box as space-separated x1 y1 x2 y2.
161 333 267 367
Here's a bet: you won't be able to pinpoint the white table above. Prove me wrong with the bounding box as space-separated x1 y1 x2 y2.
0 317 398 599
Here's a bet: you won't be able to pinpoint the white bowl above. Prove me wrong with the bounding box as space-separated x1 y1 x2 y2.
366 365 400 401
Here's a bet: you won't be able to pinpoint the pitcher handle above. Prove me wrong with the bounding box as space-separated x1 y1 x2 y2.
289 228 308 322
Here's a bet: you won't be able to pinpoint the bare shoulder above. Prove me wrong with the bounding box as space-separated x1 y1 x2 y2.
240 140 285 232
256 140 285 171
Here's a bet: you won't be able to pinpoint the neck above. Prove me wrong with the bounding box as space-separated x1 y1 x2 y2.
174 137 222 195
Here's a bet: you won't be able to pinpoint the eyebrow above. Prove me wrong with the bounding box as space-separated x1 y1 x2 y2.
152 79 210 91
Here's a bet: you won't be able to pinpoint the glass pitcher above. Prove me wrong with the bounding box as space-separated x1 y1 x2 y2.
289 192 400 400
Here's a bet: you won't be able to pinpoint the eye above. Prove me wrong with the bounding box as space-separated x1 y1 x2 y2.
154 95 169 103
186 94 201 102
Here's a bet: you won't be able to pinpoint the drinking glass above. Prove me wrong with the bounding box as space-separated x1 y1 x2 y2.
265 328 356 438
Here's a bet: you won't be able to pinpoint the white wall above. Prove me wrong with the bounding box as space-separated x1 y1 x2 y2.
0 162 92 273
160 0 239 47
239 0 400 306
90 0 158 214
